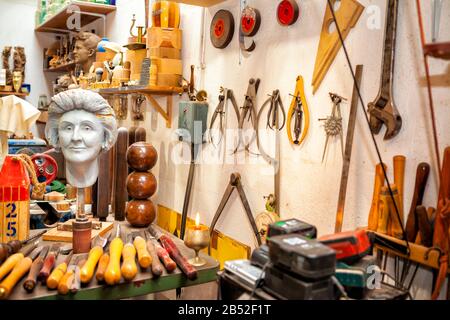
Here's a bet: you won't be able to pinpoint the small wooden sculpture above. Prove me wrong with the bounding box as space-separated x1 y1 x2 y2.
2 46 12 85
13 46 26 81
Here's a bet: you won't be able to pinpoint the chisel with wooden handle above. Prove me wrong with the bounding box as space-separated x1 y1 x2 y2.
23 245 49 293
154 242 176 272
133 234 152 269
405 163 430 242
95 252 110 282
0 230 46 264
0 242 37 281
121 232 138 281
37 244 60 284
80 235 108 284
47 252 73 289
148 226 197 280
368 163 387 231
58 255 80 295
389 185 404 239
145 232 163 277
105 224 123 285
377 186 391 235
393 156 406 234
70 257 86 293
0 246 43 299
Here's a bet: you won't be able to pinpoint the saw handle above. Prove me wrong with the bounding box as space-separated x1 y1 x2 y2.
0 257 33 299
38 251 57 283
146 240 163 277
80 246 103 284
159 235 197 280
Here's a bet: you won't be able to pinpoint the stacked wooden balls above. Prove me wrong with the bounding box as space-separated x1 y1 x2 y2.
125 142 158 227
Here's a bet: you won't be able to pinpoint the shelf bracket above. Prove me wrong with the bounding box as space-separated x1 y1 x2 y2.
144 94 173 128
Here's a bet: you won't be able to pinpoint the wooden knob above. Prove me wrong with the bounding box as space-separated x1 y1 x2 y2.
126 171 157 199
126 142 158 172
126 199 156 227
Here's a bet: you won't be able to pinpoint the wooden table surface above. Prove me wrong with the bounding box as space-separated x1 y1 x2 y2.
8 223 219 300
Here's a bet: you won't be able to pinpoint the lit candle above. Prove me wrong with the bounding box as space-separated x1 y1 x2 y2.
194 212 201 230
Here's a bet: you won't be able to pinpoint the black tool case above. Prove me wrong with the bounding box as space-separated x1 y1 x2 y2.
268 218 317 239
263 264 335 300
251 244 270 269
268 234 336 280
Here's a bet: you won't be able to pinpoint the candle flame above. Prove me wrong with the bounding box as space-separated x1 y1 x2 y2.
195 212 200 227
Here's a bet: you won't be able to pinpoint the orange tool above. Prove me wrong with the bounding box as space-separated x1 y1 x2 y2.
121 232 138 281
368 163 387 231
105 224 123 285
133 233 152 269
58 255 80 295
47 252 73 289
0 242 38 281
80 235 108 284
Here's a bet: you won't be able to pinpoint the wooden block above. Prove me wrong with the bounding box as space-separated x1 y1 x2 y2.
153 58 182 75
42 219 113 242
126 49 147 82
56 201 70 211
147 27 182 49
157 73 182 87
149 47 181 59
44 191 65 202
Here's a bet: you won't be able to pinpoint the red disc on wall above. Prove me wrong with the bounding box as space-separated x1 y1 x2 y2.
210 10 235 49
240 6 261 37
277 0 299 26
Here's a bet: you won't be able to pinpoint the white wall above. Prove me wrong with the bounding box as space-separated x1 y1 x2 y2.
0 0 449 299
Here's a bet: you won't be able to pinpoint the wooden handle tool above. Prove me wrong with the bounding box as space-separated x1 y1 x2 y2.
0 254 24 281
95 253 110 282
58 255 80 295
368 163 387 231
80 246 103 284
105 225 123 285
37 245 60 283
159 235 197 280
377 186 391 235
146 237 163 277
416 205 433 247
393 155 406 221
114 128 129 221
405 163 430 242
23 245 49 292
133 235 152 269
389 185 403 239
47 253 73 289
154 242 176 272
70 258 86 293
121 233 138 281
0 246 43 299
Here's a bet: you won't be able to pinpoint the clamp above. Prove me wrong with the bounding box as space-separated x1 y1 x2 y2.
209 172 262 253
209 87 240 147
287 76 309 145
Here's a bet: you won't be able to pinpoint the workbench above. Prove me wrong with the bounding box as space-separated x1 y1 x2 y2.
8 224 220 300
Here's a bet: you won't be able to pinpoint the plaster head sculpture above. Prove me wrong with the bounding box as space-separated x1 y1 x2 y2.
73 31 101 75
12 71 22 92
45 89 118 188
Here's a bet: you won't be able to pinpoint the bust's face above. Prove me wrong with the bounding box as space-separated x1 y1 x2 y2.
73 40 92 65
58 109 104 164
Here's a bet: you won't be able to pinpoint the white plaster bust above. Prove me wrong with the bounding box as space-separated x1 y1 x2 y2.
45 89 118 188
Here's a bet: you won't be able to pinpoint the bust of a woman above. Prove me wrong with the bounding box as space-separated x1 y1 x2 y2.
45 89 117 188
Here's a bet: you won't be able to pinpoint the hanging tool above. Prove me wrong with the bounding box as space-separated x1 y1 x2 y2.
367 0 402 140
239 4 261 52
46 252 73 289
23 245 49 293
335 65 363 233
133 233 152 269
0 230 46 264
392 155 406 234
415 205 433 247
105 224 123 285
210 10 235 49
312 0 364 94
121 231 138 281
368 163 387 231
37 243 60 284
57 255 80 295
277 0 300 26
209 87 240 148
80 235 108 284
319 93 346 163
209 173 262 249
148 225 197 280
432 0 443 42
405 163 430 242
233 78 260 154
0 246 42 299
286 76 309 146
144 231 163 277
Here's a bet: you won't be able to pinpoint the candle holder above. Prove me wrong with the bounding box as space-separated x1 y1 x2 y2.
184 225 210 267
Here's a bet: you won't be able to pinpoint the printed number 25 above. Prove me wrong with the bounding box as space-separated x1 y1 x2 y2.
6 203 17 237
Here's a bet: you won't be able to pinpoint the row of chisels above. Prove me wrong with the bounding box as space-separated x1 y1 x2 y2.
0 224 199 299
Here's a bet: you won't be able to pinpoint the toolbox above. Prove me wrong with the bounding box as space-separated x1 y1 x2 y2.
319 229 372 264
250 244 270 268
267 234 336 280
264 263 335 300
268 218 317 239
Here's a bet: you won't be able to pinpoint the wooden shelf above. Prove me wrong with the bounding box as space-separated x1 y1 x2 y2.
97 85 183 128
173 0 227 7
423 41 450 60
0 91 29 97
372 232 450 273
44 62 76 72
35 1 116 33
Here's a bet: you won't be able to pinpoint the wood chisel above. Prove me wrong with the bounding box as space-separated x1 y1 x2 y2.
368 163 387 231
70 257 87 293
37 244 60 283
144 231 163 277
121 231 138 281
133 233 152 269
148 226 197 280
105 224 123 285
23 245 49 293
154 241 177 273
0 246 43 299
0 242 38 281
95 232 113 282
0 230 46 264
80 235 108 284
58 255 80 295
47 252 73 289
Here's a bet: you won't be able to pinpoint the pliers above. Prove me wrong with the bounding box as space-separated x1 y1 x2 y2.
287 76 310 146
209 87 240 147
233 78 260 154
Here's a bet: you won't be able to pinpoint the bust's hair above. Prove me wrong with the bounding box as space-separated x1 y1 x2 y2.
45 89 118 152
75 32 101 50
